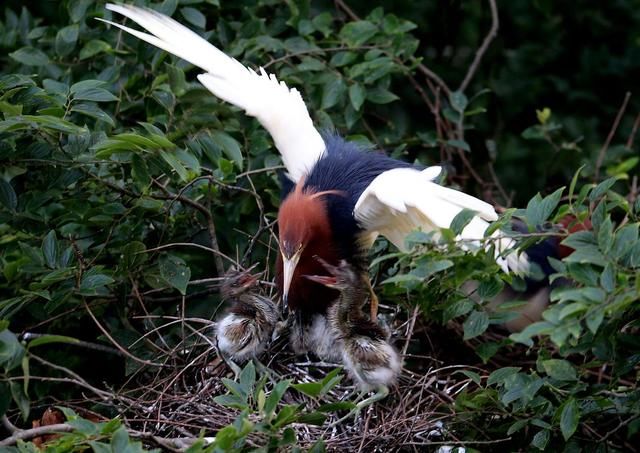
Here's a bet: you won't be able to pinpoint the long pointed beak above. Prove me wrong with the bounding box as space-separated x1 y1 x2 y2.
281 252 301 316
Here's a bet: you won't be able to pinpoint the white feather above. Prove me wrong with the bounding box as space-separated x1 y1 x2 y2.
354 168 529 273
102 3 324 182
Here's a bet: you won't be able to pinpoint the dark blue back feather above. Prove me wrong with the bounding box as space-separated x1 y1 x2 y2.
301 134 416 261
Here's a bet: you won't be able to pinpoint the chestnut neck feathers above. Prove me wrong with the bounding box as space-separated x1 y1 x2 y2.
277 187 340 316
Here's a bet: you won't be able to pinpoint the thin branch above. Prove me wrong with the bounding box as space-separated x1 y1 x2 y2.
82 298 164 367
334 0 359 21
152 180 226 276
1 415 19 433
625 112 640 149
0 423 74 446
595 91 631 180
19 333 123 356
458 0 499 93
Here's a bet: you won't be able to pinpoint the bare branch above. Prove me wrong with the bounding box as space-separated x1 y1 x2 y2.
0 423 74 446
595 92 632 180
458 0 499 93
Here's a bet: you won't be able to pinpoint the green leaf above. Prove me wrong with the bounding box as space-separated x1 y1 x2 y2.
159 255 191 295
330 51 357 67
509 321 554 346
321 77 346 110
0 382 11 421
507 419 529 436
586 309 604 334
463 310 489 340
487 367 521 385
214 425 239 450
589 176 617 201
89 441 111 453
160 150 189 181
110 426 131 452
568 165 585 202
213 394 246 409
366 87 399 104
0 115 87 135
607 156 639 177
450 91 468 112
297 411 327 425
446 139 470 152
0 180 17 211
536 107 551 124
9 47 49 66
80 273 115 294
69 0 92 22
559 398 580 440
180 7 206 28
475 341 501 363
598 216 614 253
526 187 564 228
72 87 118 103
456 370 481 385
531 429 550 450
348 83 366 111
79 40 112 60
239 361 256 395
443 298 474 321
27 334 80 349
542 359 577 381
449 209 477 235
600 263 615 292
273 404 300 428
477 278 504 300
339 21 378 46
292 381 323 397
0 329 25 370
55 24 79 56
10 381 29 421
41 230 58 269
70 80 106 94
264 380 290 419
71 103 115 126
210 131 243 170
381 273 422 284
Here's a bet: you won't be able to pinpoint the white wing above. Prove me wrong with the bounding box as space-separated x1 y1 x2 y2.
354 167 529 274
101 3 324 182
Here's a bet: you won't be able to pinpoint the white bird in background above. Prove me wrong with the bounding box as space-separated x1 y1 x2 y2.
101 4 529 324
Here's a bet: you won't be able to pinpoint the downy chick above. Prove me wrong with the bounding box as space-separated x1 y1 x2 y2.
305 258 401 417
216 267 278 365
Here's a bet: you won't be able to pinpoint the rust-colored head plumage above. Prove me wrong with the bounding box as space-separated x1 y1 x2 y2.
278 183 337 257
277 182 344 315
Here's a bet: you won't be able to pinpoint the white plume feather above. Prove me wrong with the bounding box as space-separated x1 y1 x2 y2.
101 3 325 182
354 168 529 274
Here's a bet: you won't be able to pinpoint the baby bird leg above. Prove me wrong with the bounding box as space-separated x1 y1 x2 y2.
355 384 389 411
328 385 388 428
365 277 379 322
220 353 243 379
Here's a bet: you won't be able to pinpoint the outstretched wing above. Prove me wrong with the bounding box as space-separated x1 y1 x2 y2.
354 167 529 273
101 3 325 182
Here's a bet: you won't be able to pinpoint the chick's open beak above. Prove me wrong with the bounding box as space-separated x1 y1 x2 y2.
281 251 301 316
303 274 338 287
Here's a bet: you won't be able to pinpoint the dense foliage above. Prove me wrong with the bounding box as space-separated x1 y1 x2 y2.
0 0 638 450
